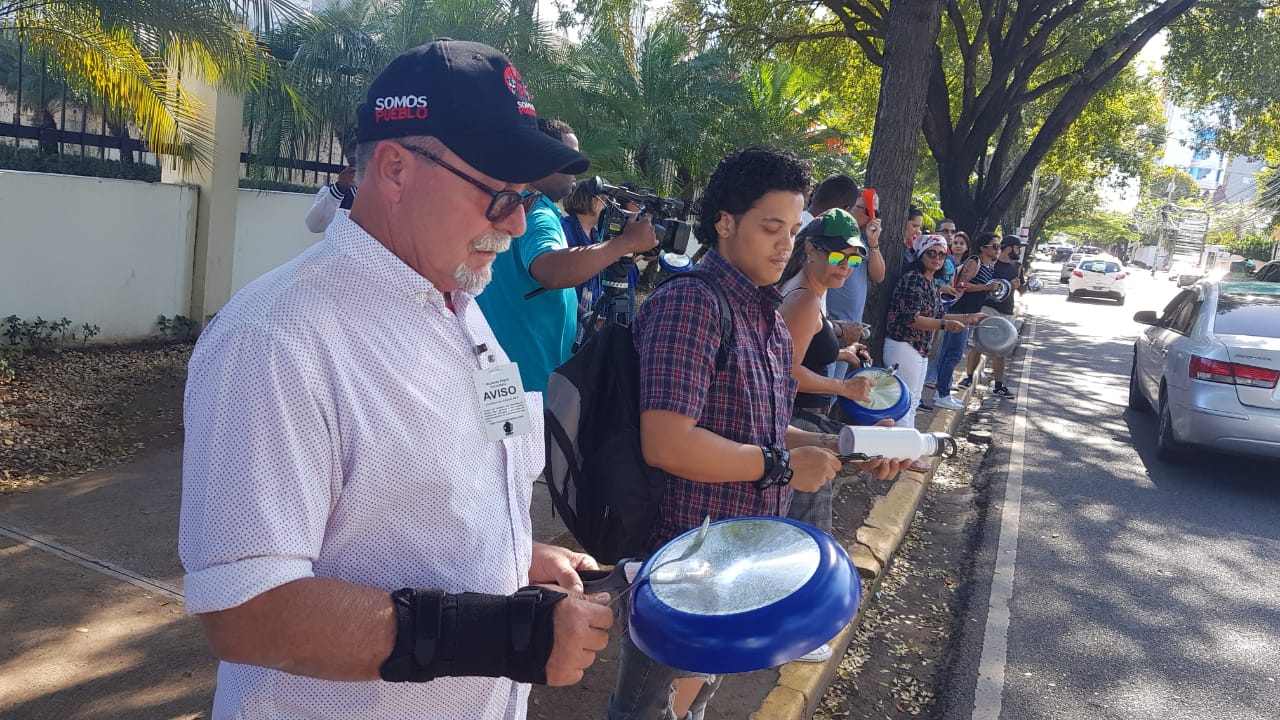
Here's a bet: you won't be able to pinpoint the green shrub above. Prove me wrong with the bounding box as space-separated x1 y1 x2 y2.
0 145 161 182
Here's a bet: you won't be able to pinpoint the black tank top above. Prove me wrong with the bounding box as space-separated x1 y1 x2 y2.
951 258 995 314
795 312 840 411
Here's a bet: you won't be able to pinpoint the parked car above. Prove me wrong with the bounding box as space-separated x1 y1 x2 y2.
1168 262 1203 286
1059 252 1085 283
1130 280 1280 461
1254 260 1280 282
1068 256 1127 304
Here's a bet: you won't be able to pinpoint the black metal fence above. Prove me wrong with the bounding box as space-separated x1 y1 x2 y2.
1 30 346 188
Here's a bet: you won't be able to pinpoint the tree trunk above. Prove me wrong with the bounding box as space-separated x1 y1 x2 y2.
862 0 947 361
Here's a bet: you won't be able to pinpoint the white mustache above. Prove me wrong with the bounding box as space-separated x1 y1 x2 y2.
472 233 511 253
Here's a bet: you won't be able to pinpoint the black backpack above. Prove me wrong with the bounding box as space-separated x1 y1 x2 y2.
543 271 734 563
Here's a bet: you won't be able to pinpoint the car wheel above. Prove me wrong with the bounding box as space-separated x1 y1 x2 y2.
1128 356 1150 412
1156 389 1187 461
1066 291 1076 302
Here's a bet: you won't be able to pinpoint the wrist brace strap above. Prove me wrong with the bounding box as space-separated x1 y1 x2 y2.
379 585 566 685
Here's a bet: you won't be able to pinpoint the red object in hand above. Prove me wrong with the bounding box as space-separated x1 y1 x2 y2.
862 188 877 219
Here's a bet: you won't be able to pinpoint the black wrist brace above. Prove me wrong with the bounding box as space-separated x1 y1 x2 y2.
379 585 566 685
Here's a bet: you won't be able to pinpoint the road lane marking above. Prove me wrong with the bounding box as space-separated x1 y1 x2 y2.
971 316 1037 720
0 519 185 603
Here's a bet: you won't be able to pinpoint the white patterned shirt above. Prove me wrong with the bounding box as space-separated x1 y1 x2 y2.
179 213 544 719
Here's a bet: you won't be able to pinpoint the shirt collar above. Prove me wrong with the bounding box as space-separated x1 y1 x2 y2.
699 250 784 315
535 194 563 218
326 212 474 314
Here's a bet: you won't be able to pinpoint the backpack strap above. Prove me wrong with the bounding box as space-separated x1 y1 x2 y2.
656 271 736 371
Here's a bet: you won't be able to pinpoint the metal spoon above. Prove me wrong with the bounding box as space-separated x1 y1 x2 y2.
605 515 713 606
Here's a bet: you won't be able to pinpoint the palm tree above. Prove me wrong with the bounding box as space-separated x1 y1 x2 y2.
0 0 297 167
243 0 566 184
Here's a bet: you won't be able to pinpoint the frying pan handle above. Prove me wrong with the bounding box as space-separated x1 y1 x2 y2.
579 561 642 596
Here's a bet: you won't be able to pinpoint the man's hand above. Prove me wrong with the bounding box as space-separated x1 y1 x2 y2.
853 418 904 480
863 218 882 247
530 543 599 594
835 320 864 345
617 214 658 256
544 591 613 686
857 457 904 480
789 446 841 492
336 166 357 192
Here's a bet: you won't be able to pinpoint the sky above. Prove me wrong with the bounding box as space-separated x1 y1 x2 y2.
1097 32 1181 214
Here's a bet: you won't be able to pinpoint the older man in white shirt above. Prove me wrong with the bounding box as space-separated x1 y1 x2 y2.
180 39 613 720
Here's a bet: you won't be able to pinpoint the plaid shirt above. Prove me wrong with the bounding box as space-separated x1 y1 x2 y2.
633 250 798 550
886 270 944 356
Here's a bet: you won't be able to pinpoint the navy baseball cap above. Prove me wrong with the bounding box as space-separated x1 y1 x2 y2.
1001 235 1025 248
355 39 589 183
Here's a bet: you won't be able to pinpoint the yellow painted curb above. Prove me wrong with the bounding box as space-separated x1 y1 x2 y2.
751 356 987 720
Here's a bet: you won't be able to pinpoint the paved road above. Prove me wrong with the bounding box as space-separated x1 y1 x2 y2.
942 262 1280 720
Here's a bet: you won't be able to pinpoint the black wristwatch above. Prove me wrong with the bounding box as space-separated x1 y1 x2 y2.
756 445 793 490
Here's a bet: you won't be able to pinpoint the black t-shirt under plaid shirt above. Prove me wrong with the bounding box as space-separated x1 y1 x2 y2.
887 270 944 357
633 250 798 551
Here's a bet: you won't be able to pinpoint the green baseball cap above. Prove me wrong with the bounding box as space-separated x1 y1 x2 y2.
800 208 867 254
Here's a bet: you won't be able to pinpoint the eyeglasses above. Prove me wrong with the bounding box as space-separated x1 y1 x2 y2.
827 250 865 268
396 143 542 221
983 243 1001 250
853 204 877 219
921 249 946 259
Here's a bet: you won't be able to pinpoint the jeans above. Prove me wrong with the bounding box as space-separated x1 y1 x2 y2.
608 627 723 720
784 409 841 533
933 327 970 398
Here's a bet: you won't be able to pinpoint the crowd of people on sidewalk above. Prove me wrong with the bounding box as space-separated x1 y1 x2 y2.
179 39 1025 720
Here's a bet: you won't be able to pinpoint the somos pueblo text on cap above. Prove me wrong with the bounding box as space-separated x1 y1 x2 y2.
627 517 860 673
355 38 588 184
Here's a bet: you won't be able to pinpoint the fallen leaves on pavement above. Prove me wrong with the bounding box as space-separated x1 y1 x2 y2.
0 344 190 494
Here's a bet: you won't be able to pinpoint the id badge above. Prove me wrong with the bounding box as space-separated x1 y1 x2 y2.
472 364 533 441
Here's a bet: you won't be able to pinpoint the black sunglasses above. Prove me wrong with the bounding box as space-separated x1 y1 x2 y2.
397 143 542 221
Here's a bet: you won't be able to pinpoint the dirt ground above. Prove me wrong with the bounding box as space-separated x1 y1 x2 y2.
0 343 190 494
818 412 992 719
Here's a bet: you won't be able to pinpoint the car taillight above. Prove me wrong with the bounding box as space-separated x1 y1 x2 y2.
1115 273 1126 280
1233 363 1280 388
1189 355 1280 388
1072 270 1083 278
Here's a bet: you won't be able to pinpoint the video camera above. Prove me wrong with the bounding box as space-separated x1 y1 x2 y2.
585 177 693 258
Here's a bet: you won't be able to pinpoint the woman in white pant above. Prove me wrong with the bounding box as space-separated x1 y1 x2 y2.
884 234 986 470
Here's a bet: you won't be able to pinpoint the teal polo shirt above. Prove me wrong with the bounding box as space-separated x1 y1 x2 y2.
475 195 577 394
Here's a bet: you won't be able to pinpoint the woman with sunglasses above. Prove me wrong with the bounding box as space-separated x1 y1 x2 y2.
777 209 876 531
924 229 970 387
779 209 876 419
885 235 986 468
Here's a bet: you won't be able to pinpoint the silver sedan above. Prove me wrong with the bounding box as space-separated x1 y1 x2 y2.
1130 280 1280 460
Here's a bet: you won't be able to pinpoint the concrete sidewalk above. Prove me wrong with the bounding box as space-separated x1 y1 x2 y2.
0 371 980 719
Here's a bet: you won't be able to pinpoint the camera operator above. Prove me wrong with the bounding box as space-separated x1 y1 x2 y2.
475 120 657 394
560 180 642 329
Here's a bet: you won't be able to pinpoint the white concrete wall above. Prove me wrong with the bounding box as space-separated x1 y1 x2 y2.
231 188 324 294
0 170 198 341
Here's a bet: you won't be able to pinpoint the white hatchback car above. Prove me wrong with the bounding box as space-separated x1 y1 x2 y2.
1067 255 1127 304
